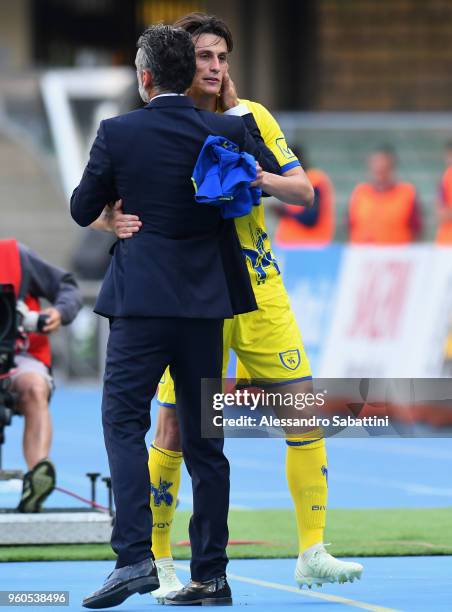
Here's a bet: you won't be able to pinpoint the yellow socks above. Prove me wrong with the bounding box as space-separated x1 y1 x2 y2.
148 442 183 559
149 437 327 557
285 436 328 553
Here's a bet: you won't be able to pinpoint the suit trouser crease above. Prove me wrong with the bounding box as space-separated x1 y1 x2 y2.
172 332 229 581
102 316 229 579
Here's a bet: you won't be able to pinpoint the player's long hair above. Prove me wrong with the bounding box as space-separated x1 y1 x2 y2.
174 12 233 52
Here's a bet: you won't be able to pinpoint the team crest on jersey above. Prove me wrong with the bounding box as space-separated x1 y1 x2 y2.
279 349 301 370
150 478 173 507
275 137 296 160
159 372 166 384
220 139 239 153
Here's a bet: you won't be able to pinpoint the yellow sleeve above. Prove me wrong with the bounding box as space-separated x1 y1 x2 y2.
241 99 301 173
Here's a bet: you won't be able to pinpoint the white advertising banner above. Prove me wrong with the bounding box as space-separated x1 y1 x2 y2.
415 247 452 377
319 245 432 377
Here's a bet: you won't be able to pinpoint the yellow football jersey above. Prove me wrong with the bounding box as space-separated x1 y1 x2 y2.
234 99 301 302
157 103 308 407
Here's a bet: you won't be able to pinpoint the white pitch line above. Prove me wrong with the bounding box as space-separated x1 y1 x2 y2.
173 562 400 612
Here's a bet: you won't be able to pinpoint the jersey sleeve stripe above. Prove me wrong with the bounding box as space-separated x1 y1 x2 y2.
156 400 177 408
280 160 301 173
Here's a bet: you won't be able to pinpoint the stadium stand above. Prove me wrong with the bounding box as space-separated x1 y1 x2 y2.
0 77 76 267
277 113 452 240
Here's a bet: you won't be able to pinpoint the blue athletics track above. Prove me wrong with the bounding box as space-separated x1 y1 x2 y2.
1 386 451 611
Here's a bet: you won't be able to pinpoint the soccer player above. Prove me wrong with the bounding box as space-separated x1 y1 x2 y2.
100 13 363 602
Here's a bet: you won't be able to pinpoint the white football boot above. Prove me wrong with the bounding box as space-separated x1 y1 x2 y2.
295 543 363 589
151 557 184 604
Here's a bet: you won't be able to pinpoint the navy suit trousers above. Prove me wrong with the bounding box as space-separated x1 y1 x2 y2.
101 316 229 581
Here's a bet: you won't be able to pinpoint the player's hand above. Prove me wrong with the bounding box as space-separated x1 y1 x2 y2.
251 161 264 188
41 307 62 333
219 71 239 111
111 199 142 239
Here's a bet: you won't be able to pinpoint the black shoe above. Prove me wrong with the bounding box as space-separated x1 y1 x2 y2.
164 575 232 606
17 459 56 513
82 558 159 609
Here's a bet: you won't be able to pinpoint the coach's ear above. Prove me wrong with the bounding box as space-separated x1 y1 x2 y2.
141 69 153 91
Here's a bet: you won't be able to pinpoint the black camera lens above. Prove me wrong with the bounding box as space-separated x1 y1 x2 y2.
0 405 13 427
0 294 14 342
37 314 50 333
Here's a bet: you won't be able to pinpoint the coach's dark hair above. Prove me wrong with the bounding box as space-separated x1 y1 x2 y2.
136 25 196 93
173 12 233 52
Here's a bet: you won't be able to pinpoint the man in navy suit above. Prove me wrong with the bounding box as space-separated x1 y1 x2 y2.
71 25 281 608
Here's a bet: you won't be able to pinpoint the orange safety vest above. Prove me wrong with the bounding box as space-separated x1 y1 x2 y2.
275 168 335 247
349 182 417 244
435 166 452 244
0 239 52 368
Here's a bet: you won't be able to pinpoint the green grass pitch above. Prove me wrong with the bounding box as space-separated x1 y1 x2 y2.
1 508 451 562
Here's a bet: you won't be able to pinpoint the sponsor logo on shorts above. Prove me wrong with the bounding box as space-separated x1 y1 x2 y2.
279 349 301 371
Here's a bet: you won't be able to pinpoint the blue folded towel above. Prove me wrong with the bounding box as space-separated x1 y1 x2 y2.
191 135 262 219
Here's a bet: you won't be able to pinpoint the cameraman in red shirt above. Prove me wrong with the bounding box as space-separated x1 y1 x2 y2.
0 238 82 512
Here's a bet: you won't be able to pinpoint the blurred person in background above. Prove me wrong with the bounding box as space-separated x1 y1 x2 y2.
348 145 422 244
274 147 335 246
95 12 362 603
435 141 452 244
0 238 82 512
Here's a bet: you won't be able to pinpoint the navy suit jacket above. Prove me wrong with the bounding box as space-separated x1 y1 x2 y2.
71 95 280 319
